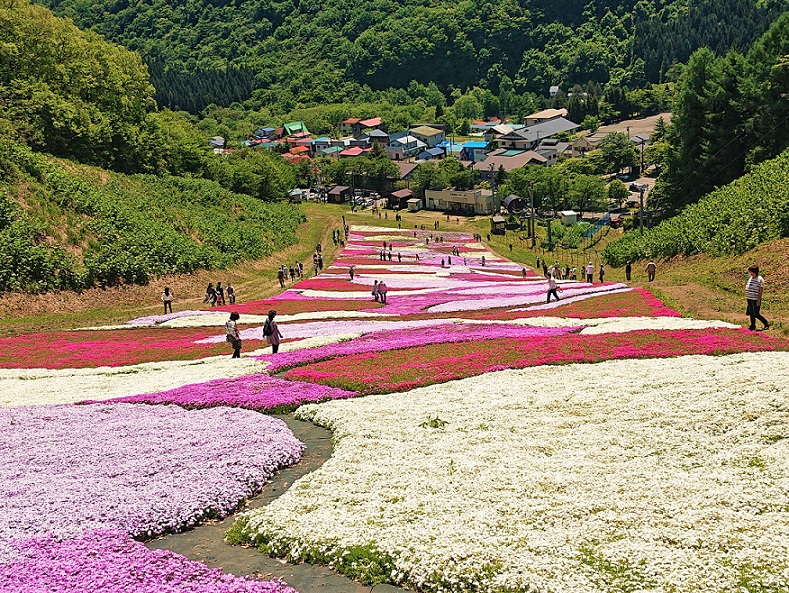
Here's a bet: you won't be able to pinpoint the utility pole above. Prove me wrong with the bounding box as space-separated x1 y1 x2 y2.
639 187 645 235
528 181 536 247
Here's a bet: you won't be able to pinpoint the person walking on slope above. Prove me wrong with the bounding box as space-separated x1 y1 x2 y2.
377 280 388 304
204 283 218 306
225 312 242 358
746 265 769 331
598 264 605 283
263 309 283 354
161 287 174 314
372 280 380 302
546 273 561 303
585 262 594 284
226 284 236 304
625 260 632 282
277 267 285 288
646 260 657 282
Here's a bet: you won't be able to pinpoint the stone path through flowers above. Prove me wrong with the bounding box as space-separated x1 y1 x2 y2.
147 415 405 593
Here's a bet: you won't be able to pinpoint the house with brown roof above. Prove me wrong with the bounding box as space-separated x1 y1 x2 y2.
472 148 548 178
339 117 385 138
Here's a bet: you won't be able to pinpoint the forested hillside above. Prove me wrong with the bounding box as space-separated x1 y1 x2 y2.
37 0 786 113
604 148 789 265
0 0 305 293
0 141 304 292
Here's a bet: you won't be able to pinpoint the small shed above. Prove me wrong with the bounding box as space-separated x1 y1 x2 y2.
407 197 422 212
491 214 506 234
388 189 413 210
328 185 352 204
288 189 303 203
560 210 578 226
502 194 526 214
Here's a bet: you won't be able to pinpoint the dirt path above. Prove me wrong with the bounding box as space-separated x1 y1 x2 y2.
146 415 403 593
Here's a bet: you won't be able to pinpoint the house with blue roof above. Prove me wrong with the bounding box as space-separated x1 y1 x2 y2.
461 141 490 162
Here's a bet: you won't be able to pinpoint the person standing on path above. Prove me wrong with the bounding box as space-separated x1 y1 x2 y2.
264 310 283 354
746 265 769 331
372 280 380 302
546 273 561 303
204 283 217 306
161 287 174 314
226 284 236 304
378 280 388 304
585 262 594 284
225 312 242 358
625 261 632 281
277 267 285 288
646 260 657 282
349 266 355 280
599 264 605 283
216 282 226 305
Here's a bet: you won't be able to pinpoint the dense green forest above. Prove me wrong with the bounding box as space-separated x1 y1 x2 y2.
37 0 787 114
649 12 789 212
603 148 789 265
0 0 305 292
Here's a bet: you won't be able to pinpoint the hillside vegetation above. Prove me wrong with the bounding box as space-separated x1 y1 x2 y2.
37 0 786 114
604 149 789 266
0 142 304 292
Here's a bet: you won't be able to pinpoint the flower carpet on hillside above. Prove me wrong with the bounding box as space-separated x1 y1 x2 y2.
3 225 789 592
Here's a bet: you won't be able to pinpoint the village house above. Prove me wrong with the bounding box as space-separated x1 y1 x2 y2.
460 140 490 162
386 132 426 160
497 117 580 151
409 124 446 147
424 187 496 215
472 148 548 178
339 117 385 137
524 108 569 126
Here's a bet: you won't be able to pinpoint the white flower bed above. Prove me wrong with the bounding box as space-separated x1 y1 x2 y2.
238 352 789 593
0 355 266 407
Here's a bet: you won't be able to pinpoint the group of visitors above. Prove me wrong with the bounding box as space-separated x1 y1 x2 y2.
224 308 283 359
371 280 389 304
277 262 305 288
202 281 235 308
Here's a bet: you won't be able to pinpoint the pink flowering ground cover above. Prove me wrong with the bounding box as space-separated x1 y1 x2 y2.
460 287 681 320
260 323 578 373
102 374 357 413
0 530 297 593
0 404 303 547
284 328 788 394
0 327 262 370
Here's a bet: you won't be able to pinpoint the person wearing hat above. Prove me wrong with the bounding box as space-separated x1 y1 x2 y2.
585 262 594 283
263 310 283 353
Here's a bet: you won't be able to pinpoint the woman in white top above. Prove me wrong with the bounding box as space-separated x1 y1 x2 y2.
546 274 561 303
745 265 769 331
225 312 242 358
161 287 174 314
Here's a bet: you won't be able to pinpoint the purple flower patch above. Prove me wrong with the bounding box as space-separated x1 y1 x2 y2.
0 404 304 548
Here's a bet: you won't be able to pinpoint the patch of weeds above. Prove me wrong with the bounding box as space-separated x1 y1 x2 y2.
762 434 786 444
578 540 657 592
420 416 447 429
332 544 396 586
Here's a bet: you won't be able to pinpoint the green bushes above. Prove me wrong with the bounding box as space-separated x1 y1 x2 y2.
0 143 305 292
603 149 789 266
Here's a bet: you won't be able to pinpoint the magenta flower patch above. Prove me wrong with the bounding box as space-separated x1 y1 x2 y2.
105 374 357 412
0 530 297 593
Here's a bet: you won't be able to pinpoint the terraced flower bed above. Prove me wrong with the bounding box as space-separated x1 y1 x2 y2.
3 224 788 593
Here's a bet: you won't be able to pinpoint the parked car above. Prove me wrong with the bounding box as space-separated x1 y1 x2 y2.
629 182 648 192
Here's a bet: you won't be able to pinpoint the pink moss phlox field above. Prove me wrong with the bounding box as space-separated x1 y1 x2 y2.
0 530 298 593
284 328 786 394
104 373 357 412
0 404 304 546
261 323 578 372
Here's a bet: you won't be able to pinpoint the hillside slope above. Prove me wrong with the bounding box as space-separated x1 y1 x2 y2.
604 148 789 266
0 141 305 292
